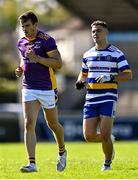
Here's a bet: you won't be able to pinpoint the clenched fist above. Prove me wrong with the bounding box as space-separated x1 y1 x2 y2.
15 66 23 77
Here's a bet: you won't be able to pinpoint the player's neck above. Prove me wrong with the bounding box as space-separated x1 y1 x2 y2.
95 42 109 50
27 30 38 41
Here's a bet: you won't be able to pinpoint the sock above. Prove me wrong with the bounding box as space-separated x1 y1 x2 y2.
29 157 36 164
104 160 112 167
59 145 66 156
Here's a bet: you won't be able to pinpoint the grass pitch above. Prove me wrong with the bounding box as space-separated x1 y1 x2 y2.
0 141 138 179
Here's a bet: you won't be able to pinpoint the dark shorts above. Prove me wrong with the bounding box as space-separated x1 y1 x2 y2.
83 101 116 119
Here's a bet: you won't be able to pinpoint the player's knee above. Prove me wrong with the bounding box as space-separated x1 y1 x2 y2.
24 119 35 131
101 133 110 142
47 121 58 131
83 132 96 142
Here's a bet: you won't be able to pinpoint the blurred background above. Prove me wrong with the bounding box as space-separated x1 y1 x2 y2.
0 0 138 142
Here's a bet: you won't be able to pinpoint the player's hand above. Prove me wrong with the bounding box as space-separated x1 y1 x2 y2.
15 66 23 77
95 74 114 83
75 81 86 90
26 49 38 62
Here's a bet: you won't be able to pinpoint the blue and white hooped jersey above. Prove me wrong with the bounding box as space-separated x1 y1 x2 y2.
82 44 131 105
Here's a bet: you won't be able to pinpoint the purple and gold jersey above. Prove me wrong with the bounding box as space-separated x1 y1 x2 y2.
17 30 57 90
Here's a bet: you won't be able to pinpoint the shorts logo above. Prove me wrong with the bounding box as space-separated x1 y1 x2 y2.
48 104 55 107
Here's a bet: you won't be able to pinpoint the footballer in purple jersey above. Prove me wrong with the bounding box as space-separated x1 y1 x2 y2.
15 11 67 173
17 30 58 90
75 20 132 171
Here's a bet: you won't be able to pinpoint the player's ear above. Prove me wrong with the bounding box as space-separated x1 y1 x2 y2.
34 23 38 27
33 22 38 28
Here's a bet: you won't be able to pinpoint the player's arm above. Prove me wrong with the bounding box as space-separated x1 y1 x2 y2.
26 49 62 69
41 49 62 69
75 72 88 90
96 53 132 83
77 71 88 82
75 57 88 90
112 70 132 82
15 59 24 77
96 71 132 83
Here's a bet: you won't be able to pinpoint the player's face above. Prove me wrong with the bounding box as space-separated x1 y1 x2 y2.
21 20 37 38
91 25 108 44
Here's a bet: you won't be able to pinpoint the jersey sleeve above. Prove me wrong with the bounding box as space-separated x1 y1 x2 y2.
81 58 88 75
17 39 25 58
17 40 22 55
44 37 57 53
117 53 131 73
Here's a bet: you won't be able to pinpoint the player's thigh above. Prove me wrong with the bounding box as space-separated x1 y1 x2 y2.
83 103 100 134
99 101 115 136
23 100 40 126
43 106 58 124
83 117 100 135
100 116 113 137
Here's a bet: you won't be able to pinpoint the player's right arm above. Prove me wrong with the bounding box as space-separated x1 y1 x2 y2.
15 59 24 77
16 39 24 77
75 72 88 90
75 57 88 90
77 71 88 82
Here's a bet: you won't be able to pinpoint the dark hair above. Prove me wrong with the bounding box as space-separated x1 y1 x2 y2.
19 11 38 24
91 20 108 29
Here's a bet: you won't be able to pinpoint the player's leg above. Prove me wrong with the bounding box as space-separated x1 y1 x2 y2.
43 107 65 151
100 116 114 159
83 103 102 142
100 115 113 171
83 117 101 142
43 107 67 172
20 100 40 172
99 101 116 171
23 100 40 161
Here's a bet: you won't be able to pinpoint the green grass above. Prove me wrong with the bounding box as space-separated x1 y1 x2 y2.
0 142 138 179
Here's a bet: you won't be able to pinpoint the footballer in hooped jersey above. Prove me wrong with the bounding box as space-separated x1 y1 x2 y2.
75 20 132 171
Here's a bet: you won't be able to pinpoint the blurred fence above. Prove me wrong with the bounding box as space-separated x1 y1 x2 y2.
0 103 138 142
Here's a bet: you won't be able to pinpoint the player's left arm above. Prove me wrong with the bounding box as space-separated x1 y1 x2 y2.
96 69 132 83
114 53 133 82
38 49 62 69
26 48 62 69
96 53 132 83
113 70 132 82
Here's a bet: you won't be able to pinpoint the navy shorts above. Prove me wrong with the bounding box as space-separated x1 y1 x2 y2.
83 101 116 119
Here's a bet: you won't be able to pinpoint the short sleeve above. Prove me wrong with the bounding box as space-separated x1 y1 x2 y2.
17 39 25 58
117 54 131 72
44 37 57 52
81 58 88 74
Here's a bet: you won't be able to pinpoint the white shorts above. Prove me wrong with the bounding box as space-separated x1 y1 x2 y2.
22 89 56 109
